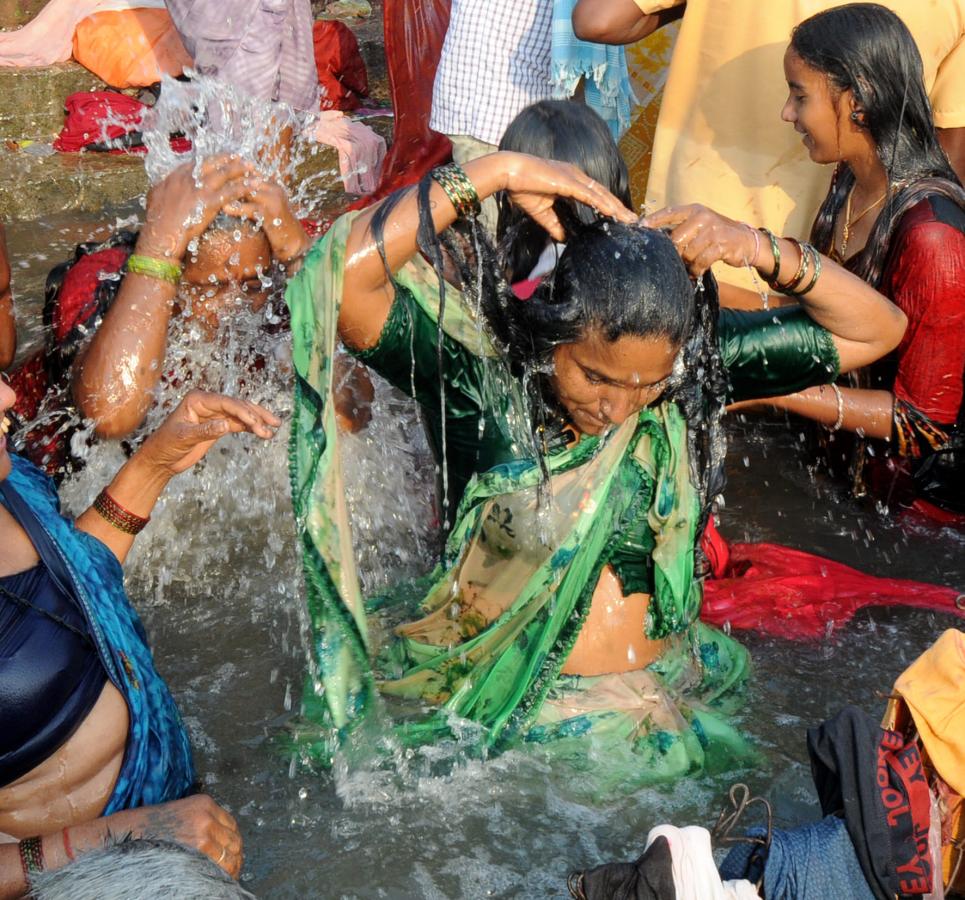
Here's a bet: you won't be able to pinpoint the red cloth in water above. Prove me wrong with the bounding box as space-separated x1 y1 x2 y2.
700 520 963 640
313 20 368 111
53 92 191 154
349 0 451 209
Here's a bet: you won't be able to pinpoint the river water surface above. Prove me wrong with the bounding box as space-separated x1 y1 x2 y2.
7 209 964 899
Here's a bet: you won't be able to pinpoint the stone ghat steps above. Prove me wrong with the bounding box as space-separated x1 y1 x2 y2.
0 0 390 221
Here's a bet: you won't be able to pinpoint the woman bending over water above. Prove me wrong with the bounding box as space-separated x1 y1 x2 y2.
730 4 965 519
274 131 905 779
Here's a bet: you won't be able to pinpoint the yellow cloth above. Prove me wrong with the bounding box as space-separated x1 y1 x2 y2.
894 628 965 797
632 0 965 290
619 20 681 210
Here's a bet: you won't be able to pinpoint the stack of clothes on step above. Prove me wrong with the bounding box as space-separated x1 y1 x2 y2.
570 629 965 900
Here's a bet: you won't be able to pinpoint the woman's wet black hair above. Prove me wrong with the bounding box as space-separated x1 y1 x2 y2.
792 3 965 285
496 100 632 282
484 218 728 537
368 100 727 547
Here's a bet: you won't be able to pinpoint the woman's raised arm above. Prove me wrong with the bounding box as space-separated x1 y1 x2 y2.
339 151 637 351
643 204 908 372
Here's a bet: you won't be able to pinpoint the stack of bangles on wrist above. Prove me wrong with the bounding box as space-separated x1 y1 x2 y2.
430 163 482 219
757 228 822 295
125 254 182 286
93 489 150 535
18 836 44 881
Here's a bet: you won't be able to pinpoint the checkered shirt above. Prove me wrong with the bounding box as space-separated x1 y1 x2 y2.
430 0 554 147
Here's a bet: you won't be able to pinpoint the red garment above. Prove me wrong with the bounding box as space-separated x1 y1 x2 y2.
313 20 368 111
700 521 963 641
349 0 451 209
53 91 191 154
879 197 965 425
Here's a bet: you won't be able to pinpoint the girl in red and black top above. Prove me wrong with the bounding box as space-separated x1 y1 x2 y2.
735 3 965 520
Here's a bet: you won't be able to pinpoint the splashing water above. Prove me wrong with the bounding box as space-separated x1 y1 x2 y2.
141 73 301 188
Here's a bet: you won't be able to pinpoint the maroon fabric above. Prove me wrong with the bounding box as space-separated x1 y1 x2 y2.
53 91 191 154
313 20 368 111
349 0 452 209
879 198 965 425
700 524 963 641
8 242 133 477
50 246 130 343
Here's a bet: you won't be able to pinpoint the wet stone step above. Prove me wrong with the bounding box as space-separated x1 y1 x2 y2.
0 112 393 221
0 62 106 142
0 0 390 220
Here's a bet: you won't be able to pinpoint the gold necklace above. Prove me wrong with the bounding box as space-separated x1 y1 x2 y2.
838 188 887 258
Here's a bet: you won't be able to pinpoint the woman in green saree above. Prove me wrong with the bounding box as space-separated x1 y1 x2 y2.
276 126 906 784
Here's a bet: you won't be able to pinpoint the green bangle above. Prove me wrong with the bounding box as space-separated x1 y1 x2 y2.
758 228 781 283
126 253 182 286
431 163 482 219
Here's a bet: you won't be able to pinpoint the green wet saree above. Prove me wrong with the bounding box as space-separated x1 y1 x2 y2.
286 212 760 784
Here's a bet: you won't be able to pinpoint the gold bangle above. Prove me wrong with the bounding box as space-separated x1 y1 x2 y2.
777 238 809 294
125 254 182 286
797 244 823 295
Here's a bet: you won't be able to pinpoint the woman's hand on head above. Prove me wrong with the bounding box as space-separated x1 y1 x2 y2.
498 152 636 241
642 204 758 276
138 155 258 262
133 389 280 476
222 175 312 264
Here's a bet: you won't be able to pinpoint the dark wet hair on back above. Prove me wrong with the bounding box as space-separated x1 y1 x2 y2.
792 3 965 284
497 100 632 282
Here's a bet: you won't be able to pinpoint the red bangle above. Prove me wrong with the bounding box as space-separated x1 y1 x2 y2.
62 827 75 862
93 489 150 535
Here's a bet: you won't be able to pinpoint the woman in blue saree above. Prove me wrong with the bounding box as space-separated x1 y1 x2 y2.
0 379 278 896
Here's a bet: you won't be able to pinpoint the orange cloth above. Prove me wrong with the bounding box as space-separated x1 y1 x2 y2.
72 8 191 89
894 628 965 797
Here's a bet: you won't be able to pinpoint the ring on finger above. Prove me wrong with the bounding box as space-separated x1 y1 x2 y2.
217 847 228 865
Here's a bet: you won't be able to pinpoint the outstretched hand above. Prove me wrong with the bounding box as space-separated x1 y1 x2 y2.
135 390 280 475
501 153 637 241
642 204 759 275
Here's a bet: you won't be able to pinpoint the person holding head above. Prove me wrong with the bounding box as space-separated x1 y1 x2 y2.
6 153 370 478
728 5 965 519
0 377 280 897
269 99 906 780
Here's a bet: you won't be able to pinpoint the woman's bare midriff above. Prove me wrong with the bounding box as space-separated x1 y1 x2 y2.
561 564 668 676
0 681 129 838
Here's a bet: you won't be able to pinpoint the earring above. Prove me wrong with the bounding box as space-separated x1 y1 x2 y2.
850 111 862 123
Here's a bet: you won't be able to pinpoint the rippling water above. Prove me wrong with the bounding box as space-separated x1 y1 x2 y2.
7 201 963 899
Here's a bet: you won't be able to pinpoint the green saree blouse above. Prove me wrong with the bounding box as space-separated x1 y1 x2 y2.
286 212 839 785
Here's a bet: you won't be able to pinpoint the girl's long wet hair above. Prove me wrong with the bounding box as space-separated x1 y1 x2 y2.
497 100 633 282
793 3 965 285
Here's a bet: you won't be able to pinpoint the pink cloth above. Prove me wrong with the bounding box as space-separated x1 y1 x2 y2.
0 0 165 68
307 108 386 195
